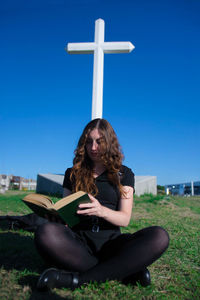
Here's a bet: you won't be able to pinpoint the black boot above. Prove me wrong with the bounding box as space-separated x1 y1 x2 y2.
37 268 79 291
122 268 151 287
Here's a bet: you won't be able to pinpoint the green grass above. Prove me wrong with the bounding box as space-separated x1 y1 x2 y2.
0 191 199 299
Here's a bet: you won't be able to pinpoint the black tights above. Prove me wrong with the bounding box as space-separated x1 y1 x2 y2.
34 223 169 285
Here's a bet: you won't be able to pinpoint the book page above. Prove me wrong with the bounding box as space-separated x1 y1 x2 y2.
23 194 54 209
54 191 87 210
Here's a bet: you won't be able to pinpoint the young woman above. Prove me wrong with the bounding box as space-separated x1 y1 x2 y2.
35 118 169 290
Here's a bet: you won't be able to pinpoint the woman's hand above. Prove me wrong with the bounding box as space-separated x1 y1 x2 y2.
77 194 106 218
77 186 133 227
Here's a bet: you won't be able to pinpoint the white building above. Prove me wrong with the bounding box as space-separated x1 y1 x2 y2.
135 176 157 196
36 173 157 197
0 174 36 192
0 174 10 193
20 178 37 191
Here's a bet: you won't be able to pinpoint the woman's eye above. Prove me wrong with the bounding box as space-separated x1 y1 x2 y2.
86 139 92 145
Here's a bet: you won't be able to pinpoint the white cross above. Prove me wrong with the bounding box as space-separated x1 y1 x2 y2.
66 18 135 120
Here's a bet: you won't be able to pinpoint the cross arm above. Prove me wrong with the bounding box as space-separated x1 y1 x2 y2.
102 42 135 53
66 42 96 54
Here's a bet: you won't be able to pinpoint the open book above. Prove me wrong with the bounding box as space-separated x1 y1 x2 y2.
22 191 91 228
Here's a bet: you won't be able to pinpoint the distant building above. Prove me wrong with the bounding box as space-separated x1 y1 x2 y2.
0 174 36 193
36 173 157 197
165 181 200 196
10 176 21 190
20 178 37 191
0 174 11 193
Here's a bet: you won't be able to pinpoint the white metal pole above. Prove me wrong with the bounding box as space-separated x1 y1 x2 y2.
191 181 194 196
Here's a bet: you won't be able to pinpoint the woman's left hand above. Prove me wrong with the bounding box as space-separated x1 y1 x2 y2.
77 194 106 218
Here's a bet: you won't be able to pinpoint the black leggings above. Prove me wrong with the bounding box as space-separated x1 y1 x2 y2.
34 223 169 285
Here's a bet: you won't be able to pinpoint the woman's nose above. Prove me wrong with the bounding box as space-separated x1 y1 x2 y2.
92 141 98 150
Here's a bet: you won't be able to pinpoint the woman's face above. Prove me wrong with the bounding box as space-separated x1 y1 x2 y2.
85 128 104 163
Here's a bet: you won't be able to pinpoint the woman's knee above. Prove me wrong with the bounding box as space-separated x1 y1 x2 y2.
34 222 62 247
151 226 170 251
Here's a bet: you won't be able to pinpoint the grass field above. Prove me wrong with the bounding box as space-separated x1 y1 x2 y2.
0 191 199 299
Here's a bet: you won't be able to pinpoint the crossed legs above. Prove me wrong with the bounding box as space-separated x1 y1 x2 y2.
35 222 169 286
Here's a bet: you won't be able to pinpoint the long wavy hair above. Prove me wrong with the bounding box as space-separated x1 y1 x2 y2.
70 118 125 197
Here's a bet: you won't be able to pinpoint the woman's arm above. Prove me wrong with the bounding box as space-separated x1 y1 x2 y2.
77 186 134 227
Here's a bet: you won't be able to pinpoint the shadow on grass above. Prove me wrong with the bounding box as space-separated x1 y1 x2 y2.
0 231 73 299
28 292 74 300
19 274 73 300
0 231 43 272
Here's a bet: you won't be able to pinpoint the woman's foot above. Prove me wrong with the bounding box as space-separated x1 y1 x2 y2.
122 268 151 287
37 268 79 291
138 268 151 287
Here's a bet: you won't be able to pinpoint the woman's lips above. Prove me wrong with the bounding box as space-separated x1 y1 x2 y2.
90 152 99 158
91 152 98 156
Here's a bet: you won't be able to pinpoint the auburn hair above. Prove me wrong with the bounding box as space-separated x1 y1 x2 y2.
70 118 125 197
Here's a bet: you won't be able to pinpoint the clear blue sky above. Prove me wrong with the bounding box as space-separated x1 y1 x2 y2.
1 0 200 185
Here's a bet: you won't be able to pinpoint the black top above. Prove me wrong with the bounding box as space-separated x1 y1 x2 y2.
63 165 135 253
63 165 134 213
